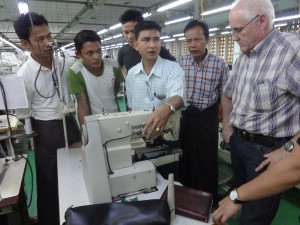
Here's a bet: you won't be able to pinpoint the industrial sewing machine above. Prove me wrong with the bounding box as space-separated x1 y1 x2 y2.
81 110 180 204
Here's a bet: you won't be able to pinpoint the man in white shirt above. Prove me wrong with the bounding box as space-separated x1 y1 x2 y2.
14 12 81 225
126 21 185 139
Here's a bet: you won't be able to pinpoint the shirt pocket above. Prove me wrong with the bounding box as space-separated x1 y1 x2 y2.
250 81 274 112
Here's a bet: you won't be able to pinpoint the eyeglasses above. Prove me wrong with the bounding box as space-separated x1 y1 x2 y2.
231 15 260 35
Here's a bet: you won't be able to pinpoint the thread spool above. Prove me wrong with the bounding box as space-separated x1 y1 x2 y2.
25 118 32 135
167 173 175 220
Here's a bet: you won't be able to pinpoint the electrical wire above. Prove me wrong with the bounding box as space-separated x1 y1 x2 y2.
20 154 34 208
27 7 63 99
102 131 141 175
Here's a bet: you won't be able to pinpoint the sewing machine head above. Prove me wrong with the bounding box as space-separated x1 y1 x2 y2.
81 110 180 204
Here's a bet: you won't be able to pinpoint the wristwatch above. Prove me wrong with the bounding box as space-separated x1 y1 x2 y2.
230 188 246 204
165 103 175 114
284 141 294 152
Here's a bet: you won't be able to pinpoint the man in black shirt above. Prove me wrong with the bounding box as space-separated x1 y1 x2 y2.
118 9 176 79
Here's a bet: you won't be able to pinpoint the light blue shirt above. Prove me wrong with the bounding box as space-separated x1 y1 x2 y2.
126 56 185 111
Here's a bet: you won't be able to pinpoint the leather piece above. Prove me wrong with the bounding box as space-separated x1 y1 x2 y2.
64 199 170 225
161 185 213 222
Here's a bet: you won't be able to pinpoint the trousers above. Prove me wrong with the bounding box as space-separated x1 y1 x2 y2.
34 114 81 225
179 102 219 206
230 131 285 225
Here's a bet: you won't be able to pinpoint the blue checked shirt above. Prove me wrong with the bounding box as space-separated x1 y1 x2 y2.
223 28 300 137
179 52 228 110
126 56 185 111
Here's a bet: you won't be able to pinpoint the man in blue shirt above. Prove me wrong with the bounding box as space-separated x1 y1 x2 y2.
126 21 185 139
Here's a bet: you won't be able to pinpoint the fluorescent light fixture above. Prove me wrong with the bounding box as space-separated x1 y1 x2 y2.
157 0 192 12
178 37 185 40
221 31 231 34
18 2 29 14
209 28 218 32
160 35 170 40
143 12 152 18
0 37 22 51
274 23 287 27
274 14 300 22
226 25 231 29
165 16 192 25
97 29 108 35
163 38 176 42
202 5 232 16
110 44 116 47
103 36 112 41
173 33 184 37
109 23 121 30
113 33 122 39
209 34 215 37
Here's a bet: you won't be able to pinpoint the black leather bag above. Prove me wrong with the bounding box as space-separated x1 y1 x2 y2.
64 199 170 225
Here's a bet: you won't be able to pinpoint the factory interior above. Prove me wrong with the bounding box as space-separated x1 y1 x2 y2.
0 0 299 225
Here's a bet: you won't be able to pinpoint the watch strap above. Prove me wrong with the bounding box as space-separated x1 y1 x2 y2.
165 103 175 114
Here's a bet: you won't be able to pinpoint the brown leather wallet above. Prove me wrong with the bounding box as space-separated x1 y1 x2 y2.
161 184 213 222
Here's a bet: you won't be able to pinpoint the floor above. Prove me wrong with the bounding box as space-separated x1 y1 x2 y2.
22 97 300 224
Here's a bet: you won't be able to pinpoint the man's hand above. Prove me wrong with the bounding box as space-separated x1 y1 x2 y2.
255 147 289 172
222 122 234 143
212 196 242 225
142 104 171 139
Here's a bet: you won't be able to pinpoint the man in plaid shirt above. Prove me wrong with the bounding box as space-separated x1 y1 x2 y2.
221 0 300 224
178 20 229 207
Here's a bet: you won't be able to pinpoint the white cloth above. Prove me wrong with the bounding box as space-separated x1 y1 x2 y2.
16 55 72 120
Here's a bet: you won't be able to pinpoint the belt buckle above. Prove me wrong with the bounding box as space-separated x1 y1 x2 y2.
242 130 249 139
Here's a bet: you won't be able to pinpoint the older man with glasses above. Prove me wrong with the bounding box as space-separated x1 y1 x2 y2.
220 0 300 224
178 19 229 208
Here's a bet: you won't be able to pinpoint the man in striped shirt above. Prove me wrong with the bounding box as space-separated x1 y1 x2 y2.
178 20 229 207
221 0 300 224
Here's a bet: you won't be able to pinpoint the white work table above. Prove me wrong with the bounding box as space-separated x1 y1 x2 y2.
57 148 212 225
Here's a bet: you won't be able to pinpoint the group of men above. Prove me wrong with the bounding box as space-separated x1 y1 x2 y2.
13 0 299 224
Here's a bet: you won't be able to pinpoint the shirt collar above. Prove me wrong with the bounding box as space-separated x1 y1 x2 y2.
250 28 278 56
133 55 163 78
190 49 209 67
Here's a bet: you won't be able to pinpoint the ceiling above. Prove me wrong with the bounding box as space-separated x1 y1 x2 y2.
0 0 299 51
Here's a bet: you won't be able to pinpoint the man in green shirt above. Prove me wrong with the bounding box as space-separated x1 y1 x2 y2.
69 30 123 126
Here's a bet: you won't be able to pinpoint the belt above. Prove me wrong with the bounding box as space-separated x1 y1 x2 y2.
234 128 291 147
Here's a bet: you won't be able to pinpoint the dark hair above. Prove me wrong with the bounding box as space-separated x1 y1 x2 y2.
119 9 144 24
134 21 161 40
184 20 209 39
74 30 101 53
14 12 48 42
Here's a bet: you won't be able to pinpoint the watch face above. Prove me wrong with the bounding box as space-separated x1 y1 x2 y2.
284 141 294 152
230 189 238 201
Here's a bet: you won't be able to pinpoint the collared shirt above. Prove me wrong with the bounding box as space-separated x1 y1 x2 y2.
223 28 300 137
117 44 176 72
126 56 185 111
179 51 228 110
16 55 72 120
